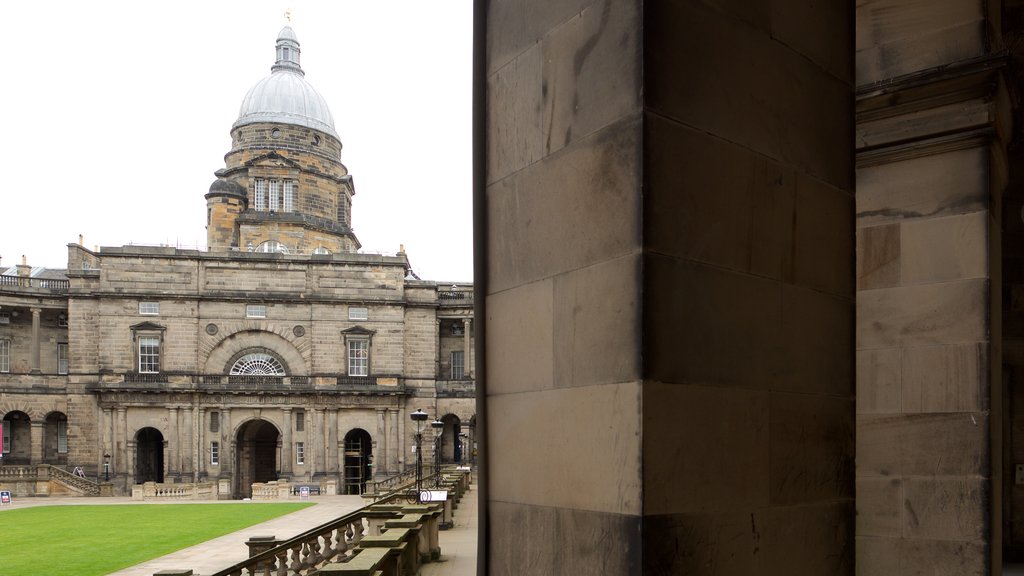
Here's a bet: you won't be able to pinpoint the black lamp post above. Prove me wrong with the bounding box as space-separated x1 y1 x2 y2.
410 409 428 502
431 418 444 487
103 453 111 482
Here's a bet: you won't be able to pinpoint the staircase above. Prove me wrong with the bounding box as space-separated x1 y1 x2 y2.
43 465 101 496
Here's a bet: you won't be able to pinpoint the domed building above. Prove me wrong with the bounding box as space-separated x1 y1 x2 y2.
0 27 475 499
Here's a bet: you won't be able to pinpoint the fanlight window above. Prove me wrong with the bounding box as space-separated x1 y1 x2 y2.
230 353 285 376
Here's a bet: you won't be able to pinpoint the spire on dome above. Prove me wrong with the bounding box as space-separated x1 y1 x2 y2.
272 26 303 76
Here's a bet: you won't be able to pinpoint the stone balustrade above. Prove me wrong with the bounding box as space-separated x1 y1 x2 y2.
132 481 218 501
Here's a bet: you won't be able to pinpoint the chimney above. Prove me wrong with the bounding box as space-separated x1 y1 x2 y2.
16 255 30 285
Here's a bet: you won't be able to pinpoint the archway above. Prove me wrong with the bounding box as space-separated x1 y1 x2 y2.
440 414 461 463
43 412 68 464
342 428 372 495
1 411 31 464
135 428 164 483
236 419 279 498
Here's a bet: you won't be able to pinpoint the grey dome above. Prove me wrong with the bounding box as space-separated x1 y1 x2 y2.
232 27 339 140
208 178 244 196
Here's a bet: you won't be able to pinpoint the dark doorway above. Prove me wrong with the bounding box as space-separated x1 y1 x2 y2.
441 414 461 463
343 428 372 495
236 419 279 498
135 427 164 483
2 411 31 464
43 412 68 465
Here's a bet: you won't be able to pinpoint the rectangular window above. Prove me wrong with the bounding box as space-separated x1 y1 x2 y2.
451 350 465 379
139 302 159 315
210 411 220 433
254 179 267 211
57 343 68 375
57 420 68 454
295 411 305 432
283 181 294 212
269 180 280 211
57 315 69 327
0 340 9 373
348 340 369 377
348 307 368 321
211 441 220 466
139 336 160 373
296 442 305 465
451 323 465 336
246 304 266 318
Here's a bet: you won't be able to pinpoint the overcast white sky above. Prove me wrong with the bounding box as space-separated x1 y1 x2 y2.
1 1 473 282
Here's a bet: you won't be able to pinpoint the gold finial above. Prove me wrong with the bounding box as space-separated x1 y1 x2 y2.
284 8 292 23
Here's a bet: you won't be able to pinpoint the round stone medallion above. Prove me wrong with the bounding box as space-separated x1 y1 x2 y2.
293 325 306 337
205 323 219 335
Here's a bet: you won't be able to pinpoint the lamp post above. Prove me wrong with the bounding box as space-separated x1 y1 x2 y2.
410 409 428 502
458 433 468 464
103 453 111 482
431 418 444 487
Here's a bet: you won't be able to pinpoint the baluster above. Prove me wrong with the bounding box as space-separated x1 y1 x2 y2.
273 552 289 576
288 544 303 573
350 520 364 545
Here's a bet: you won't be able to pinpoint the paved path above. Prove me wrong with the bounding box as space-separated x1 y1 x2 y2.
2 487 477 575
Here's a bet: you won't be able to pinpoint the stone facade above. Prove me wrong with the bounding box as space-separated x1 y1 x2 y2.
0 26 474 499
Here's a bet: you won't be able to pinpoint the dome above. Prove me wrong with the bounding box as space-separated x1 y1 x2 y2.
208 178 244 196
232 27 339 140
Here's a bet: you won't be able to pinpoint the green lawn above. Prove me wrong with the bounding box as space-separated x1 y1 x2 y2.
0 502 313 576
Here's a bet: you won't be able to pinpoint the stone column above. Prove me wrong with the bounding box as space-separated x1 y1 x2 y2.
29 420 44 464
388 409 399 472
484 1 854 573
29 308 41 373
166 407 178 480
281 408 293 477
118 407 129 481
376 409 388 476
462 319 472 377
327 408 338 476
197 407 205 481
310 408 322 475
102 407 113 468
435 319 442 378
220 407 232 478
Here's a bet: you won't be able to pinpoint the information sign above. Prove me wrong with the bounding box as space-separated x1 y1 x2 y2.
299 486 310 499
0 491 11 505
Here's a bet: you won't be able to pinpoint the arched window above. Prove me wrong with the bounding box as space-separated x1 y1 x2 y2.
313 246 331 255
256 241 289 254
230 353 286 376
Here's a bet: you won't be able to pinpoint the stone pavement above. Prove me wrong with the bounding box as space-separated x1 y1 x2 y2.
0 486 477 576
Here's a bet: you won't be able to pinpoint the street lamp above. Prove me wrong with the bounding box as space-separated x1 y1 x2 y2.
431 418 444 487
410 409 428 502
103 453 111 482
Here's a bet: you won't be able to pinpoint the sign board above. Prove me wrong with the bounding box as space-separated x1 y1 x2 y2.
299 486 310 499
0 491 11 505
421 490 448 503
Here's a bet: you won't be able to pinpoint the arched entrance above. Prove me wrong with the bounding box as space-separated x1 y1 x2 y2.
236 419 279 498
43 412 68 464
342 428 372 495
440 414 461 463
135 428 164 483
2 411 31 464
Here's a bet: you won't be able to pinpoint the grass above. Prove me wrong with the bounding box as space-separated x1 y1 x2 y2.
0 502 313 576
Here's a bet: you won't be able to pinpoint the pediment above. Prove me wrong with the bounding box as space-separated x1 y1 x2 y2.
130 321 166 332
341 325 376 336
244 151 301 170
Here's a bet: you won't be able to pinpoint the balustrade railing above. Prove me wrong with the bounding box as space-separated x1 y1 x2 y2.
208 494 405 576
0 275 69 292
437 289 473 306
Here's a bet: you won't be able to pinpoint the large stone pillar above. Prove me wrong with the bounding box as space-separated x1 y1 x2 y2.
327 408 338 477
281 408 293 477
29 307 41 373
29 420 44 464
310 407 322 475
376 409 388 476
483 0 854 573
463 319 472 377
118 407 129 481
220 407 232 478
854 2 1007 571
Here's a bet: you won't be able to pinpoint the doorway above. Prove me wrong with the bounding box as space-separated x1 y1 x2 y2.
343 428 372 495
236 419 279 498
135 427 164 483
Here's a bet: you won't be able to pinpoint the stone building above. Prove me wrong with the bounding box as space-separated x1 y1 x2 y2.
0 26 474 499
477 0 1024 574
